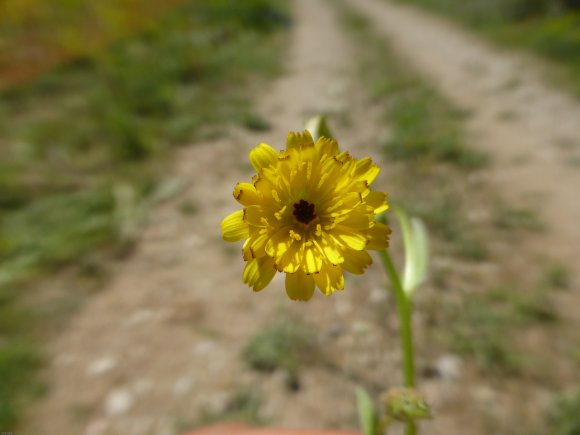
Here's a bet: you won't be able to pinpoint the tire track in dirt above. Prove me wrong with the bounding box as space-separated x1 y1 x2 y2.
22 1 388 434
346 0 580 317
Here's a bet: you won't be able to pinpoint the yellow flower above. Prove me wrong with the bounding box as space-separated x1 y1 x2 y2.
221 131 390 301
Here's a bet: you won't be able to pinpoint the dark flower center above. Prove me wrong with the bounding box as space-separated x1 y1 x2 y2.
293 199 316 224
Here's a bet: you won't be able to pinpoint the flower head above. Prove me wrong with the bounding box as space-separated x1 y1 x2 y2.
221 131 390 301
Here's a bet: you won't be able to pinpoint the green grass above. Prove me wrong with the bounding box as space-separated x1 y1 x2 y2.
542 263 571 290
244 319 320 391
442 286 557 375
493 205 545 232
0 0 289 429
547 387 580 435
340 10 487 170
189 389 265 429
394 0 580 92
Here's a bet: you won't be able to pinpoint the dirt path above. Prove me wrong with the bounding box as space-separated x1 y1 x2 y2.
347 0 580 300
23 0 386 434
23 0 580 434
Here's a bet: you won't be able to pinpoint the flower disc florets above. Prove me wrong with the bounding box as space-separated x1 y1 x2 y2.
221 131 390 301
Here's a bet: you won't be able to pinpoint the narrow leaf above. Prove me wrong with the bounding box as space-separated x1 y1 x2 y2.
305 114 332 140
394 207 429 297
356 387 378 435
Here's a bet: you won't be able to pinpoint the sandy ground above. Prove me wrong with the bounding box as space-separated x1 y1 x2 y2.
22 0 580 434
348 0 580 321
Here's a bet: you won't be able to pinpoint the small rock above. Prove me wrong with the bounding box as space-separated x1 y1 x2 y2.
434 354 462 381
192 340 214 356
104 388 134 416
87 356 117 376
370 287 387 302
173 377 193 396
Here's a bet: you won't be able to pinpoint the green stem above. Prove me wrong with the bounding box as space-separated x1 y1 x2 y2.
379 250 416 435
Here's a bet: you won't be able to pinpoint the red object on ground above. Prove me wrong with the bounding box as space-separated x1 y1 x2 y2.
185 423 361 435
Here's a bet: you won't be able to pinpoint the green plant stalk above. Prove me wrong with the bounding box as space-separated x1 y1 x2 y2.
379 250 416 435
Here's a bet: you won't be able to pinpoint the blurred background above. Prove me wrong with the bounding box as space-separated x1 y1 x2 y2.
1 0 579 434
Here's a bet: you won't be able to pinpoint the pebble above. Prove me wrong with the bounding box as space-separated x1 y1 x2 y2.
87 356 117 376
435 354 462 381
192 340 214 356
173 377 193 396
370 287 388 302
104 388 134 416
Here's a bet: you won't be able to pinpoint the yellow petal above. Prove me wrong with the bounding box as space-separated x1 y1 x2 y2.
221 210 249 242
315 237 344 265
265 226 293 258
233 182 260 206
364 191 389 214
365 221 391 250
277 240 303 273
243 205 268 227
242 232 269 260
314 264 344 295
338 206 374 229
302 245 322 274
285 270 315 301
332 227 367 250
326 192 362 215
286 130 314 150
341 249 372 274
249 143 278 173
243 256 277 291
354 157 380 185
315 137 338 157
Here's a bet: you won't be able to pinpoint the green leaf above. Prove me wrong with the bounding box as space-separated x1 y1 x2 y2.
305 115 332 140
394 207 429 297
356 387 379 435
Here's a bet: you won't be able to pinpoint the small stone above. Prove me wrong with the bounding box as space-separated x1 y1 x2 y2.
192 340 214 356
104 388 133 416
370 287 387 302
173 377 193 396
435 354 462 381
87 356 117 376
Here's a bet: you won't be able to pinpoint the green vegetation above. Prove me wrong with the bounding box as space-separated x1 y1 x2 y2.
443 286 557 375
244 319 320 390
398 191 489 261
395 0 580 90
542 263 571 290
383 86 485 169
341 11 487 170
493 205 545 232
339 0 563 384
0 0 289 428
547 387 580 435
191 389 265 428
